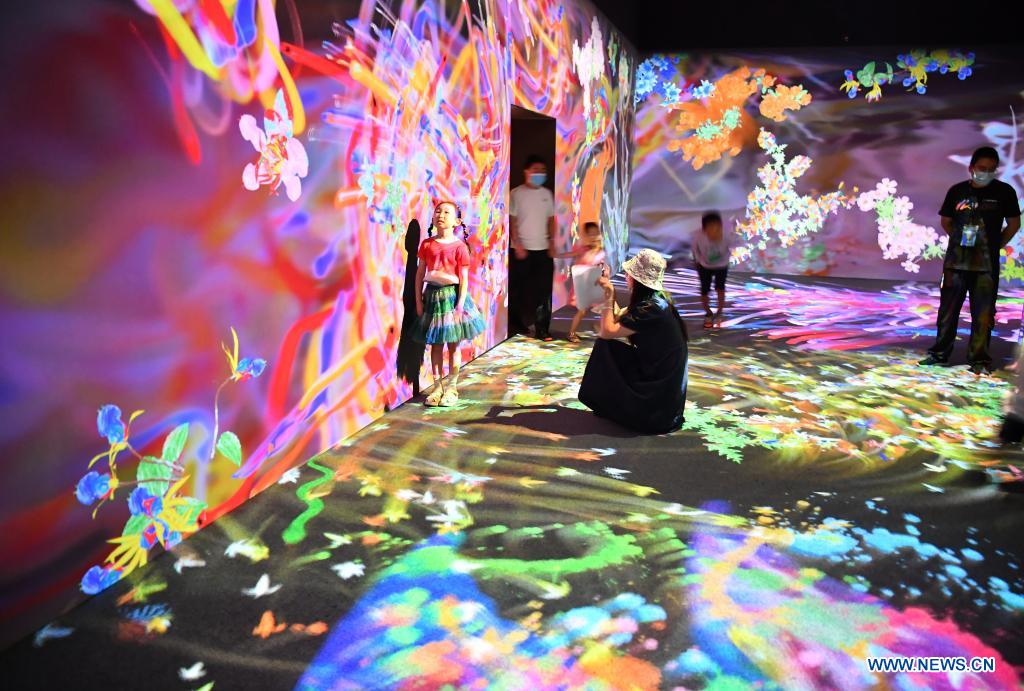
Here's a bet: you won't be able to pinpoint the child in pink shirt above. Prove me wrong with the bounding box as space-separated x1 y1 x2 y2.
558 222 606 342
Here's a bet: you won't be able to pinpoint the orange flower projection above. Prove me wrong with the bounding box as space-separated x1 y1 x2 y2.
665 67 811 170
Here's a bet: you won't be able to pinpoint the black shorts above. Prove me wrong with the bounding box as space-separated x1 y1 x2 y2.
696 264 727 294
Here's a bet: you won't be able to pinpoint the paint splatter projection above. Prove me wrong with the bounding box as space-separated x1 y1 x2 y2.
0 0 635 645
5 272 1022 687
630 47 1024 281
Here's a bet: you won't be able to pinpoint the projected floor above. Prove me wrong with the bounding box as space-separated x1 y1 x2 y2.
6 271 1024 689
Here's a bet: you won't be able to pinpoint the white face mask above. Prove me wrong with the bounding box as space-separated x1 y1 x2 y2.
971 170 995 186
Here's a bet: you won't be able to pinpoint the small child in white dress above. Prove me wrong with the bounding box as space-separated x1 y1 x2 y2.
558 222 606 343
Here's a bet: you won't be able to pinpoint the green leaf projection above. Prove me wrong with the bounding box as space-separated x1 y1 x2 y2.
215 431 243 467
160 424 189 463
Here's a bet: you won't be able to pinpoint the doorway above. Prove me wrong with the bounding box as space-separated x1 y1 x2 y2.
509 105 556 340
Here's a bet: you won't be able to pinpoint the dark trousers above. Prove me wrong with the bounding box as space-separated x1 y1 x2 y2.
509 250 553 337
927 268 998 365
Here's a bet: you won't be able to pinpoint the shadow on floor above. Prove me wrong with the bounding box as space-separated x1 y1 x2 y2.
460 404 644 439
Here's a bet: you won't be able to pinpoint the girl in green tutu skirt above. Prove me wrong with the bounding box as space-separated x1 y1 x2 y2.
411 201 486 406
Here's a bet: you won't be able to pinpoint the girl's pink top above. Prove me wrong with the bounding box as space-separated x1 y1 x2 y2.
418 237 470 275
574 244 606 267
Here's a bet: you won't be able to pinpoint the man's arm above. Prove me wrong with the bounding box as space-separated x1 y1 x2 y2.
510 215 520 248
547 215 557 258
1002 216 1021 247
940 216 954 236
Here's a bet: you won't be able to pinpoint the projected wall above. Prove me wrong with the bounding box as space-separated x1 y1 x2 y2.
630 48 1024 281
0 0 635 643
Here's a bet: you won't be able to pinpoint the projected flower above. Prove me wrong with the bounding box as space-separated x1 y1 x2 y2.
735 128 854 250
75 471 113 506
855 179 946 273
240 90 309 202
75 328 268 592
88 405 143 477
212 326 267 464
759 84 811 120
128 487 163 517
634 54 684 105
220 327 266 383
572 17 604 120
691 79 715 100
132 0 304 162
840 50 974 102
97 405 126 445
80 565 122 595
666 68 812 170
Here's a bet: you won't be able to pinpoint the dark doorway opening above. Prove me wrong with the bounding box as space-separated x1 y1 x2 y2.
508 106 556 340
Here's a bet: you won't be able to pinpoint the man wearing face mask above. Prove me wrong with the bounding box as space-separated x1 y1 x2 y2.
921 146 1021 374
509 154 557 341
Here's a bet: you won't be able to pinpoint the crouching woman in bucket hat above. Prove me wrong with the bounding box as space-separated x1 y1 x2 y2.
578 249 688 434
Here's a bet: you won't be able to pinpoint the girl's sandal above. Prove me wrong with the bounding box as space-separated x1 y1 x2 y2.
703 312 714 328
439 389 459 407
425 387 445 406
567 333 581 343
714 310 724 327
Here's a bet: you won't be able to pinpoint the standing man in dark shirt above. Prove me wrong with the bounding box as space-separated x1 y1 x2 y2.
920 146 1021 375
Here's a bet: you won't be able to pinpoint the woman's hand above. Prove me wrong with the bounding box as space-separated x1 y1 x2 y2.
416 301 424 317
454 304 465 319
598 276 615 301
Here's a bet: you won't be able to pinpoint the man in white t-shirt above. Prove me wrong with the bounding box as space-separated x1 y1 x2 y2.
509 154 557 340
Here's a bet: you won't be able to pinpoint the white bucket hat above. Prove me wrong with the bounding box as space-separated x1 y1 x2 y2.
622 249 666 291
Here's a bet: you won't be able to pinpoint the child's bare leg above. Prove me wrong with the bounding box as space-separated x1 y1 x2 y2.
701 293 711 314
430 344 445 388
716 289 726 313
425 343 446 405
446 342 462 390
568 309 586 340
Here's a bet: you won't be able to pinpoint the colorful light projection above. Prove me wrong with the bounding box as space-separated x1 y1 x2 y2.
13 320 1022 688
841 50 975 102
733 129 854 259
0 0 636 643
239 89 309 201
635 58 812 170
630 48 1021 281
667 68 811 171
131 0 306 163
855 178 947 273
73 330 266 590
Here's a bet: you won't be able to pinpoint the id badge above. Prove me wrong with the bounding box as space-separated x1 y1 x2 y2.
960 224 978 247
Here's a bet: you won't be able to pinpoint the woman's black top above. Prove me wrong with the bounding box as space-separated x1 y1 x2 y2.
578 293 688 434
